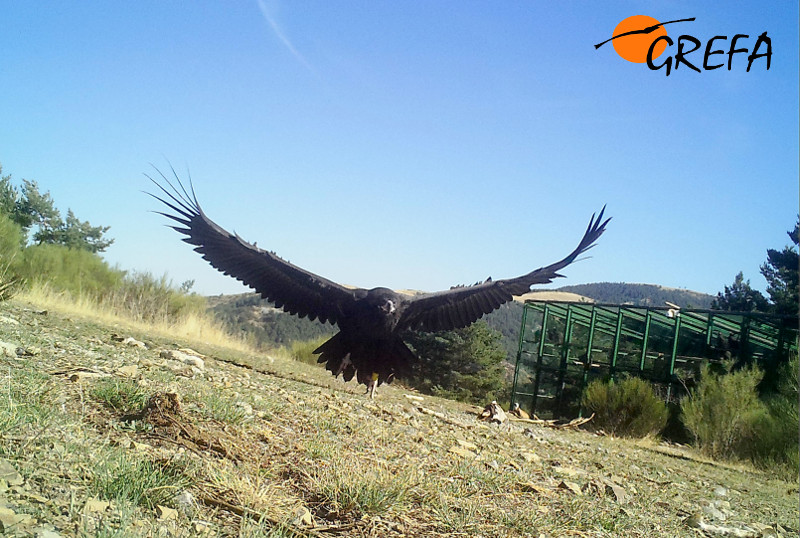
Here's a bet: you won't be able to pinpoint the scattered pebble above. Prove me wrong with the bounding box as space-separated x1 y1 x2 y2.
175 490 197 517
117 364 139 377
156 504 178 521
292 506 313 527
0 460 24 487
0 341 17 357
83 498 110 513
0 506 33 532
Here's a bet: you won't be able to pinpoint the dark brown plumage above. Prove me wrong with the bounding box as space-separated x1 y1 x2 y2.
149 170 610 392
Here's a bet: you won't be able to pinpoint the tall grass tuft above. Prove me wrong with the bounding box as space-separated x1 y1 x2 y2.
91 450 195 509
582 376 669 438
89 378 150 414
307 459 414 518
0 363 56 445
0 263 18 301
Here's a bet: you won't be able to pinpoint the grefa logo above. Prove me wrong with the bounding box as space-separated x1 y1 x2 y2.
595 16 772 76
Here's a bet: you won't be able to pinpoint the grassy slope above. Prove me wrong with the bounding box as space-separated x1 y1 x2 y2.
0 297 796 537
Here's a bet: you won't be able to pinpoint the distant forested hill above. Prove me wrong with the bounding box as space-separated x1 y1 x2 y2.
555 282 714 308
483 302 525 359
207 293 334 349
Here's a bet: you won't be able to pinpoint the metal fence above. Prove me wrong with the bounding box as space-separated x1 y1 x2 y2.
511 300 799 419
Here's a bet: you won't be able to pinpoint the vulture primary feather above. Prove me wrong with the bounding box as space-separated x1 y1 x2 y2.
149 171 610 394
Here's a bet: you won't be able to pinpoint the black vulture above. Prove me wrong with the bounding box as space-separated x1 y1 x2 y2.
149 171 609 395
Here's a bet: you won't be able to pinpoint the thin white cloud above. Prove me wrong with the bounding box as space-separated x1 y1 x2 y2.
257 0 313 71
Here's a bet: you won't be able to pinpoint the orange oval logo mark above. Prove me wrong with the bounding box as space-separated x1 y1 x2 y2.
612 15 668 63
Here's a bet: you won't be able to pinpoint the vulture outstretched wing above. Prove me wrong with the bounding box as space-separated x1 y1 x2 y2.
397 207 609 332
148 171 360 324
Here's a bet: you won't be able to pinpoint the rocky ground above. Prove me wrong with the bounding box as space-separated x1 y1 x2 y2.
0 299 797 537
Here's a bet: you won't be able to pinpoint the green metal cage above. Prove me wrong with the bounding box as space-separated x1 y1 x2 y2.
511 300 799 419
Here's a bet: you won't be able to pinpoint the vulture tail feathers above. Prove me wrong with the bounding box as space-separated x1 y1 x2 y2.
314 332 412 387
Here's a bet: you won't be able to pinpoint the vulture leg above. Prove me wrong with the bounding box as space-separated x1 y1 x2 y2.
366 372 379 399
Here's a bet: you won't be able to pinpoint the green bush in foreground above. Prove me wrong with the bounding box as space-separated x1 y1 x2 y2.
749 355 799 477
681 361 767 461
102 271 206 323
681 358 799 479
0 213 24 300
582 376 669 437
19 242 124 297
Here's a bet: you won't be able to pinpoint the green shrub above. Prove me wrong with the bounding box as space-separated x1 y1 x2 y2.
581 376 669 437
2 175 208 326
20 256 206 325
18 242 124 296
0 213 24 299
680 361 768 460
102 271 206 323
0 212 24 261
750 354 799 478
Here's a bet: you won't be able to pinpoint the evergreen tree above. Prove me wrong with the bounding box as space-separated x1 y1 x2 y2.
711 272 769 312
0 165 113 253
404 320 508 403
760 218 799 316
35 209 113 253
0 168 16 218
17 179 61 233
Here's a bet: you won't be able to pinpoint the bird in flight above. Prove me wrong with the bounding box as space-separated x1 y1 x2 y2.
149 170 609 397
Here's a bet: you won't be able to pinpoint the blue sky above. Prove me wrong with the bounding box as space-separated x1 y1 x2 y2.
1 2 797 297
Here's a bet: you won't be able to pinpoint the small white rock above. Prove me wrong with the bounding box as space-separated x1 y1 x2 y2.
123 337 146 348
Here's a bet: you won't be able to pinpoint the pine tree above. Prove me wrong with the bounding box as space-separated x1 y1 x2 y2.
760 218 799 316
0 166 113 253
711 271 769 312
404 320 508 403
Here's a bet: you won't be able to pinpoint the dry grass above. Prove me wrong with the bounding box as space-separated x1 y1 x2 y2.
18 282 253 353
0 295 797 537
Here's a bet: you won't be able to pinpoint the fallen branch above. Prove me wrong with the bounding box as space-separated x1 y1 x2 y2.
197 494 321 537
417 406 471 428
509 413 594 429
